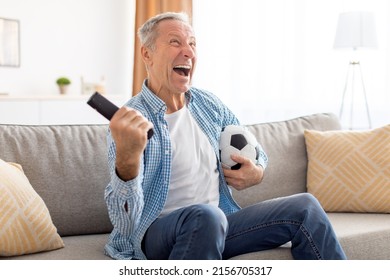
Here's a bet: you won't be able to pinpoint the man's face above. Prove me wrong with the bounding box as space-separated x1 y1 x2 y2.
143 19 197 96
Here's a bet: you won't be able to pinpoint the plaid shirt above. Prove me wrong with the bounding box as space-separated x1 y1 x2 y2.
104 81 268 260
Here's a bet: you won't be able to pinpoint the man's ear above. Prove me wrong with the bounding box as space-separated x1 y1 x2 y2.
141 46 152 65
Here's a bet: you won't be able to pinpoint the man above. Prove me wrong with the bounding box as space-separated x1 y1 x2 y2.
104 12 346 260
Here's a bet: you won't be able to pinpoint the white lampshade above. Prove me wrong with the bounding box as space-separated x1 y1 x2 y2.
334 11 378 50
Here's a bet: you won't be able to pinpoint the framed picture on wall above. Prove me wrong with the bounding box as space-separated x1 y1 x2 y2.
0 18 20 67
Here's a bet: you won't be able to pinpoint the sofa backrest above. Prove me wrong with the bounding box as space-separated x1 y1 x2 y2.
0 124 112 236
231 113 341 208
233 113 340 207
0 113 341 236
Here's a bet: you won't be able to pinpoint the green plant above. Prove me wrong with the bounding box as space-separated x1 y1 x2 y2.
56 77 71 86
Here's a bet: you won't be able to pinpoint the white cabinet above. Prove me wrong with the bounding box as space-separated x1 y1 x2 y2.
0 95 129 125
0 100 40 124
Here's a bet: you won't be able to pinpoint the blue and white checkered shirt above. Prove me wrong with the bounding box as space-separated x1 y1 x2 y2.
104 81 268 260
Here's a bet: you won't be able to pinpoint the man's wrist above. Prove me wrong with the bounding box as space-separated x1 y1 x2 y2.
115 160 140 182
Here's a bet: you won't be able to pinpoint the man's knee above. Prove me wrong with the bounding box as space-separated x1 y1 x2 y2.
294 193 321 206
183 204 228 235
290 193 328 222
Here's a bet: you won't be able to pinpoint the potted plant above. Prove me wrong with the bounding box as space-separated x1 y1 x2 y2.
56 77 71 95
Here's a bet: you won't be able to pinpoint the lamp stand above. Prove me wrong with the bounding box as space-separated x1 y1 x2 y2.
339 61 372 130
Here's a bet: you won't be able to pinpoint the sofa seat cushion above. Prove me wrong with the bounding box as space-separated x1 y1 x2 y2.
328 213 390 259
4 214 389 260
231 213 390 260
229 244 293 260
0 234 111 260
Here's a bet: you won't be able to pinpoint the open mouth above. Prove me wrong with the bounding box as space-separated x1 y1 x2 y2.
173 65 191 77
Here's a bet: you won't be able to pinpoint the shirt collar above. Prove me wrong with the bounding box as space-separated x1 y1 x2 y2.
140 79 193 114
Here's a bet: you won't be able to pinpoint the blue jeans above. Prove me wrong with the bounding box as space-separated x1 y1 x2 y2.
143 193 347 260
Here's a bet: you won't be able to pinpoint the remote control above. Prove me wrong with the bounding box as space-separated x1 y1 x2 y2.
87 92 154 139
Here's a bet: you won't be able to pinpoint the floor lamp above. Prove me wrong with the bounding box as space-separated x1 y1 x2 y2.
334 11 378 130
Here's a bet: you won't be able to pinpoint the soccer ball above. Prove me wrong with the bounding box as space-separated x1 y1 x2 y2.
219 125 260 170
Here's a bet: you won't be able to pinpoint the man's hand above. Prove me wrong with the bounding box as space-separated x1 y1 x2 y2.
109 107 153 181
222 154 264 191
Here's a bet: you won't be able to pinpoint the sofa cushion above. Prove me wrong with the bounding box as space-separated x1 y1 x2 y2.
231 213 390 260
0 234 111 260
0 124 113 236
0 159 64 256
230 244 293 260
304 125 390 213
327 213 390 259
232 113 341 208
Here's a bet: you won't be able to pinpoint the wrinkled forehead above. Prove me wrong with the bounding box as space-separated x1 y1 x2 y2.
156 19 195 39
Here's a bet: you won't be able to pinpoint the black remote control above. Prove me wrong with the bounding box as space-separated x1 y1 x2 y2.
87 92 154 139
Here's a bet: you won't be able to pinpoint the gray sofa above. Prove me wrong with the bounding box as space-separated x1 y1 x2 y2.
1 113 389 260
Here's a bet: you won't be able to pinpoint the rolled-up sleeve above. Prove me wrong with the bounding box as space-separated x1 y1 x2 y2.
255 143 268 170
105 132 145 236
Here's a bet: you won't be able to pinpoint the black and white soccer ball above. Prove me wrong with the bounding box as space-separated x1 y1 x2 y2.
219 125 260 170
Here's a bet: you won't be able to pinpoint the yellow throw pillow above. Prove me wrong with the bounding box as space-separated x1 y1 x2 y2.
0 159 64 256
304 125 390 213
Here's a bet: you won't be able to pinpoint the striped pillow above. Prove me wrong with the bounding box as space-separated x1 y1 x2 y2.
304 125 390 213
0 159 64 256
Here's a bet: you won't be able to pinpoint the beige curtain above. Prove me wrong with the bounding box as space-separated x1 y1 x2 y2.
132 0 192 95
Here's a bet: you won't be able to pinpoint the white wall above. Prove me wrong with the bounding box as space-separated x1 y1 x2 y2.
0 0 135 96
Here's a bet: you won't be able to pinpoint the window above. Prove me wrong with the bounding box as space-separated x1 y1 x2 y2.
192 0 389 127
0 18 20 67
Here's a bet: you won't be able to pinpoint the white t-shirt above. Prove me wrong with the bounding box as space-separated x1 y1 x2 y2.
160 105 220 217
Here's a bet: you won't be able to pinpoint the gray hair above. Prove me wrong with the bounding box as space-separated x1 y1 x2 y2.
138 12 191 50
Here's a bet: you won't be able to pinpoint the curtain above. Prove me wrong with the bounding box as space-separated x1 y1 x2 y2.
132 0 192 95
